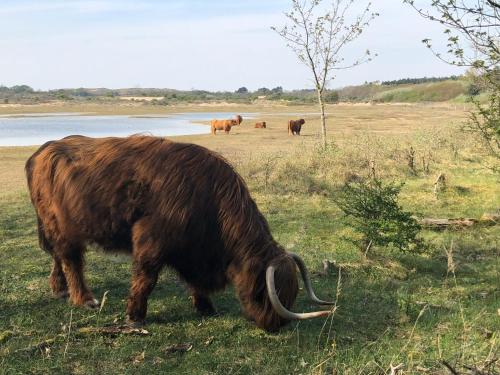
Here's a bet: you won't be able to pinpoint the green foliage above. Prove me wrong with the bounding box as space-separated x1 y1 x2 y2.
467 88 500 160
373 80 466 103
466 83 482 96
382 75 460 85
235 86 248 94
333 179 421 251
0 84 34 93
323 90 339 103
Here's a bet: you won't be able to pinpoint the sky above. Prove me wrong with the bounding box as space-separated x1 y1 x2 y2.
0 0 467 91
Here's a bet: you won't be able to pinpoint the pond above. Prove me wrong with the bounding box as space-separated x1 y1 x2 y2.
0 112 255 146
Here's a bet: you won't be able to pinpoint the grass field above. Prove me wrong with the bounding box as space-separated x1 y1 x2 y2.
0 103 498 374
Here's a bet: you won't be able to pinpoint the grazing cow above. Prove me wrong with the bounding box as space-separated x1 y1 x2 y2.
288 119 305 135
255 122 267 129
25 135 333 332
211 115 243 135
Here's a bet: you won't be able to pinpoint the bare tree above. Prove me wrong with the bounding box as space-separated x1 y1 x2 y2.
403 0 499 70
272 0 378 148
404 0 500 162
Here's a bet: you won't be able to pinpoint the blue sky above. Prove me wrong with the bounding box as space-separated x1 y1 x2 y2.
0 0 466 91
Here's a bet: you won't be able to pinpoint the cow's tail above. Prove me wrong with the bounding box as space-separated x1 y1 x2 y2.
25 141 55 254
35 215 53 253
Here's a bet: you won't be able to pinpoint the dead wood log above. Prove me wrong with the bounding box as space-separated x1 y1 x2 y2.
420 213 499 230
77 325 150 336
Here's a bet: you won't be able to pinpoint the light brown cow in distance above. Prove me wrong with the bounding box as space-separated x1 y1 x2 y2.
255 122 266 129
25 135 334 332
211 115 243 135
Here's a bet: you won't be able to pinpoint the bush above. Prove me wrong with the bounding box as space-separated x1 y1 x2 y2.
333 178 421 252
467 83 482 96
324 90 339 103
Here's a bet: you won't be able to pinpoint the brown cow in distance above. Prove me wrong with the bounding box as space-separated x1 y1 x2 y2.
255 121 266 128
211 114 243 135
288 119 305 135
25 135 333 332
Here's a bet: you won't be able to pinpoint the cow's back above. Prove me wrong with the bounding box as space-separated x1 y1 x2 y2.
26 136 261 256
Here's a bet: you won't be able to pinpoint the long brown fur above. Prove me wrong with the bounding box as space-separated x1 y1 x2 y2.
25 135 297 332
288 119 305 135
211 115 243 135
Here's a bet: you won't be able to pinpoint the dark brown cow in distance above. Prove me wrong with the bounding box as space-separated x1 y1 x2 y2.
211 115 243 135
288 119 305 135
25 135 333 332
255 122 266 129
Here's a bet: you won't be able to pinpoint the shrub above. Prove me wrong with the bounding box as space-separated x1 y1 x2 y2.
333 178 421 252
467 83 482 96
324 90 339 103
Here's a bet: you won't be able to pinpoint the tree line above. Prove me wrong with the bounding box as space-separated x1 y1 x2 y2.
381 75 460 85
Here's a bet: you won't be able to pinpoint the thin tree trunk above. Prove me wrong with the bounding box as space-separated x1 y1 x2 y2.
317 89 327 148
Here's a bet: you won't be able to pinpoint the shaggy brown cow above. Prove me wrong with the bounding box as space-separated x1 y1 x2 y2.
255 122 267 129
26 135 333 332
288 119 305 135
211 115 243 135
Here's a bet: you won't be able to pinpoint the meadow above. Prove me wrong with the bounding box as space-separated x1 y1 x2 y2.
0 102 498 374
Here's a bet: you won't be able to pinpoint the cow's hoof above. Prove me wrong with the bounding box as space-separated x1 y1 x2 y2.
125 316 145 328
193 300 217 316
84 298 100 309
54 290 69 299
197 306 218 317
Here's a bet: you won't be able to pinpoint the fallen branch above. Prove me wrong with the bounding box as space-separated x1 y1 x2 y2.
389 363 404 375
442 360 459 375
162 343 193 354
420 218 477 229
77 325 150 336
16 338 58 354
420 213 499 230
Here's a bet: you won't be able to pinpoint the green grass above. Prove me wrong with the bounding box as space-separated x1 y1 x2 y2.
338 79 470 103
372 81 467 103
0 104 499 374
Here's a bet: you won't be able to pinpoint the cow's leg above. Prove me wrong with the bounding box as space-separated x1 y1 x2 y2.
37 219 68 298
126 260 161 326
190 288 216 316
49 256 68 298
126 223 164 326
57 243 98 309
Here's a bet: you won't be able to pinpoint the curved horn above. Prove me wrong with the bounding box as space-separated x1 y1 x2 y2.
288 252 335 305
266 265 333 320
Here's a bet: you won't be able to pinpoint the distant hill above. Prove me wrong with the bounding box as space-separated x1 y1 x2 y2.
0 75 482 105
337 78 469 103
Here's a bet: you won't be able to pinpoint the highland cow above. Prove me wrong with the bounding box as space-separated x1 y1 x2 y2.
288 119 305 135
25 135 332 332
211 115 243 135
255 122 267 129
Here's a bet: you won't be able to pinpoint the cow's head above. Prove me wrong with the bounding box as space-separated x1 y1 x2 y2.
299 119 305 125
240 251 334 332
